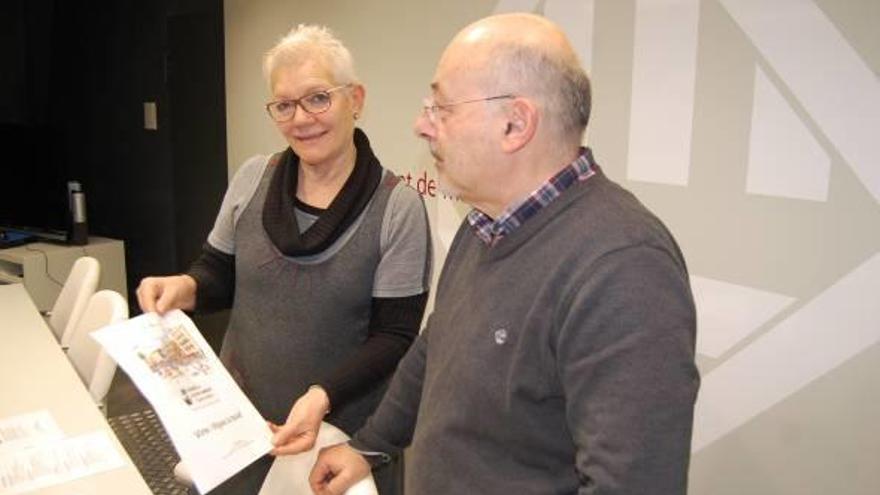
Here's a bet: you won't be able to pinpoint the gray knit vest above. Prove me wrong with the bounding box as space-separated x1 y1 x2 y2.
219 161 399 434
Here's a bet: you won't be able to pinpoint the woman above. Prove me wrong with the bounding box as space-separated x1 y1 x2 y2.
137 24 431 494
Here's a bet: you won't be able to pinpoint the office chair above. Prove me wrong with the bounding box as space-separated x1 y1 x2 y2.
48 255 101 348
66 289 129 414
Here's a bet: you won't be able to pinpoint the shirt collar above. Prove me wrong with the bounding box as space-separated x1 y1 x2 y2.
467 147 598 245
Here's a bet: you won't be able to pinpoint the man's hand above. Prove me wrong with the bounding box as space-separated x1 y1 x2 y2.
136 274 197 314
270 386 331 455
309 443 371 495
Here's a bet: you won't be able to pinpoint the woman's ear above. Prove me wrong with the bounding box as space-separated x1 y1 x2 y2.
500 97 538 153
349 84 366 116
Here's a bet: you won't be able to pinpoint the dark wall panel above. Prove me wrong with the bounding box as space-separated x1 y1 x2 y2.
6 0 228 318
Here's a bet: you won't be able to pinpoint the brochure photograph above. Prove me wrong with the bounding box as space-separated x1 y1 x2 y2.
93 310 273 493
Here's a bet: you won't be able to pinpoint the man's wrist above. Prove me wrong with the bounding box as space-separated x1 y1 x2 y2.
349 444 392 469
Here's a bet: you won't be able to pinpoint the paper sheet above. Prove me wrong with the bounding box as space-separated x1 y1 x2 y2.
0 431 124 494
92 310 273 493
0 410 64 454
258 421 378 495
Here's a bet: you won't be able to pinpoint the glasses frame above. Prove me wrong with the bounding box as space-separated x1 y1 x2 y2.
265 84 352 122
422 94 515 124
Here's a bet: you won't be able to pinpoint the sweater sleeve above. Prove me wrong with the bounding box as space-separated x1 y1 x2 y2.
372 182 432 298
348 313 432 458
316 292 427 410
186 242 235 312
557 245 699 494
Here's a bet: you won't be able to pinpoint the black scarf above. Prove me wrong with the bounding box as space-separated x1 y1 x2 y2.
262 128 383 256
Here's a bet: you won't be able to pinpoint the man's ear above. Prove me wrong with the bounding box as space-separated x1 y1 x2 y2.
500 97 538 153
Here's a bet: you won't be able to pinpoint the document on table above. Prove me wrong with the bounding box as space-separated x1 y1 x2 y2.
92 310 273 494
0 411 124 494
0 410 63 453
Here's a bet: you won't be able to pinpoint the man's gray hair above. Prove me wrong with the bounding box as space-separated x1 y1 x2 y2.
484 43 591 143
263 24 358 89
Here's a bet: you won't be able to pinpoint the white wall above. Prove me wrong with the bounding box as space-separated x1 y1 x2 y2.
224 1 880 493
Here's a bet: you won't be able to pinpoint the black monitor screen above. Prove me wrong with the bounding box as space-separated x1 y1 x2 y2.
0 123 71 240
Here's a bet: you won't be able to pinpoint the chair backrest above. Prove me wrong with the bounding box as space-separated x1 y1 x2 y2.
258 421 378 495
66 289 129 404
49 256 101 347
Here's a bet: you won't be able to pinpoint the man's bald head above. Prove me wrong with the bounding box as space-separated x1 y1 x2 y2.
440 13 591 144
449 13 570 57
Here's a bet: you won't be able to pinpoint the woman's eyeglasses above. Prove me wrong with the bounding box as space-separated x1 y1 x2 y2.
265 84 351 122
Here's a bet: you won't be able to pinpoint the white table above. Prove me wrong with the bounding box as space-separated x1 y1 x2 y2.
0 284 151 494
0 236 127 312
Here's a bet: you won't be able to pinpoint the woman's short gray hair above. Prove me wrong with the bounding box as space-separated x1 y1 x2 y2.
263 24 358 89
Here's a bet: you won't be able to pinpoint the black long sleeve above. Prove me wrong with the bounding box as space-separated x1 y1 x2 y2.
186 242 235 312
318 292 428 409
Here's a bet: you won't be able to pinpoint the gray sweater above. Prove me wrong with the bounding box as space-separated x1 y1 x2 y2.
353 169 699 494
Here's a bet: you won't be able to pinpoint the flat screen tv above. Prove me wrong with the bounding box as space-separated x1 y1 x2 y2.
0 123 73 245
0 2 72 246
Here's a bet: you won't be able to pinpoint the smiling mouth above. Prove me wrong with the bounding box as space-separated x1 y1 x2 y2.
294 131 327 142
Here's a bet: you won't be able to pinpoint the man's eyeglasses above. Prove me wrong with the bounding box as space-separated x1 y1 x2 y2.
265 84 351 122
421 94 515 124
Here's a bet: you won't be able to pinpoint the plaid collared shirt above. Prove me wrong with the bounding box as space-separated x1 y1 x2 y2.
467 147 598 246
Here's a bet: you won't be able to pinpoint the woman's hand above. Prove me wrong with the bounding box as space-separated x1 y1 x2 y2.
136 274 197 314
270 386 331 455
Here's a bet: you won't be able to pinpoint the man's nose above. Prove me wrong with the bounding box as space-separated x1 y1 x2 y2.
414 110 435 140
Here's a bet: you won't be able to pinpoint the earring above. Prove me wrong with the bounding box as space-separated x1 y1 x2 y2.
353 111 360 120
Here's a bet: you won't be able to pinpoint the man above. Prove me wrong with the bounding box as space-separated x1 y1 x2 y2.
310 13 699 495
